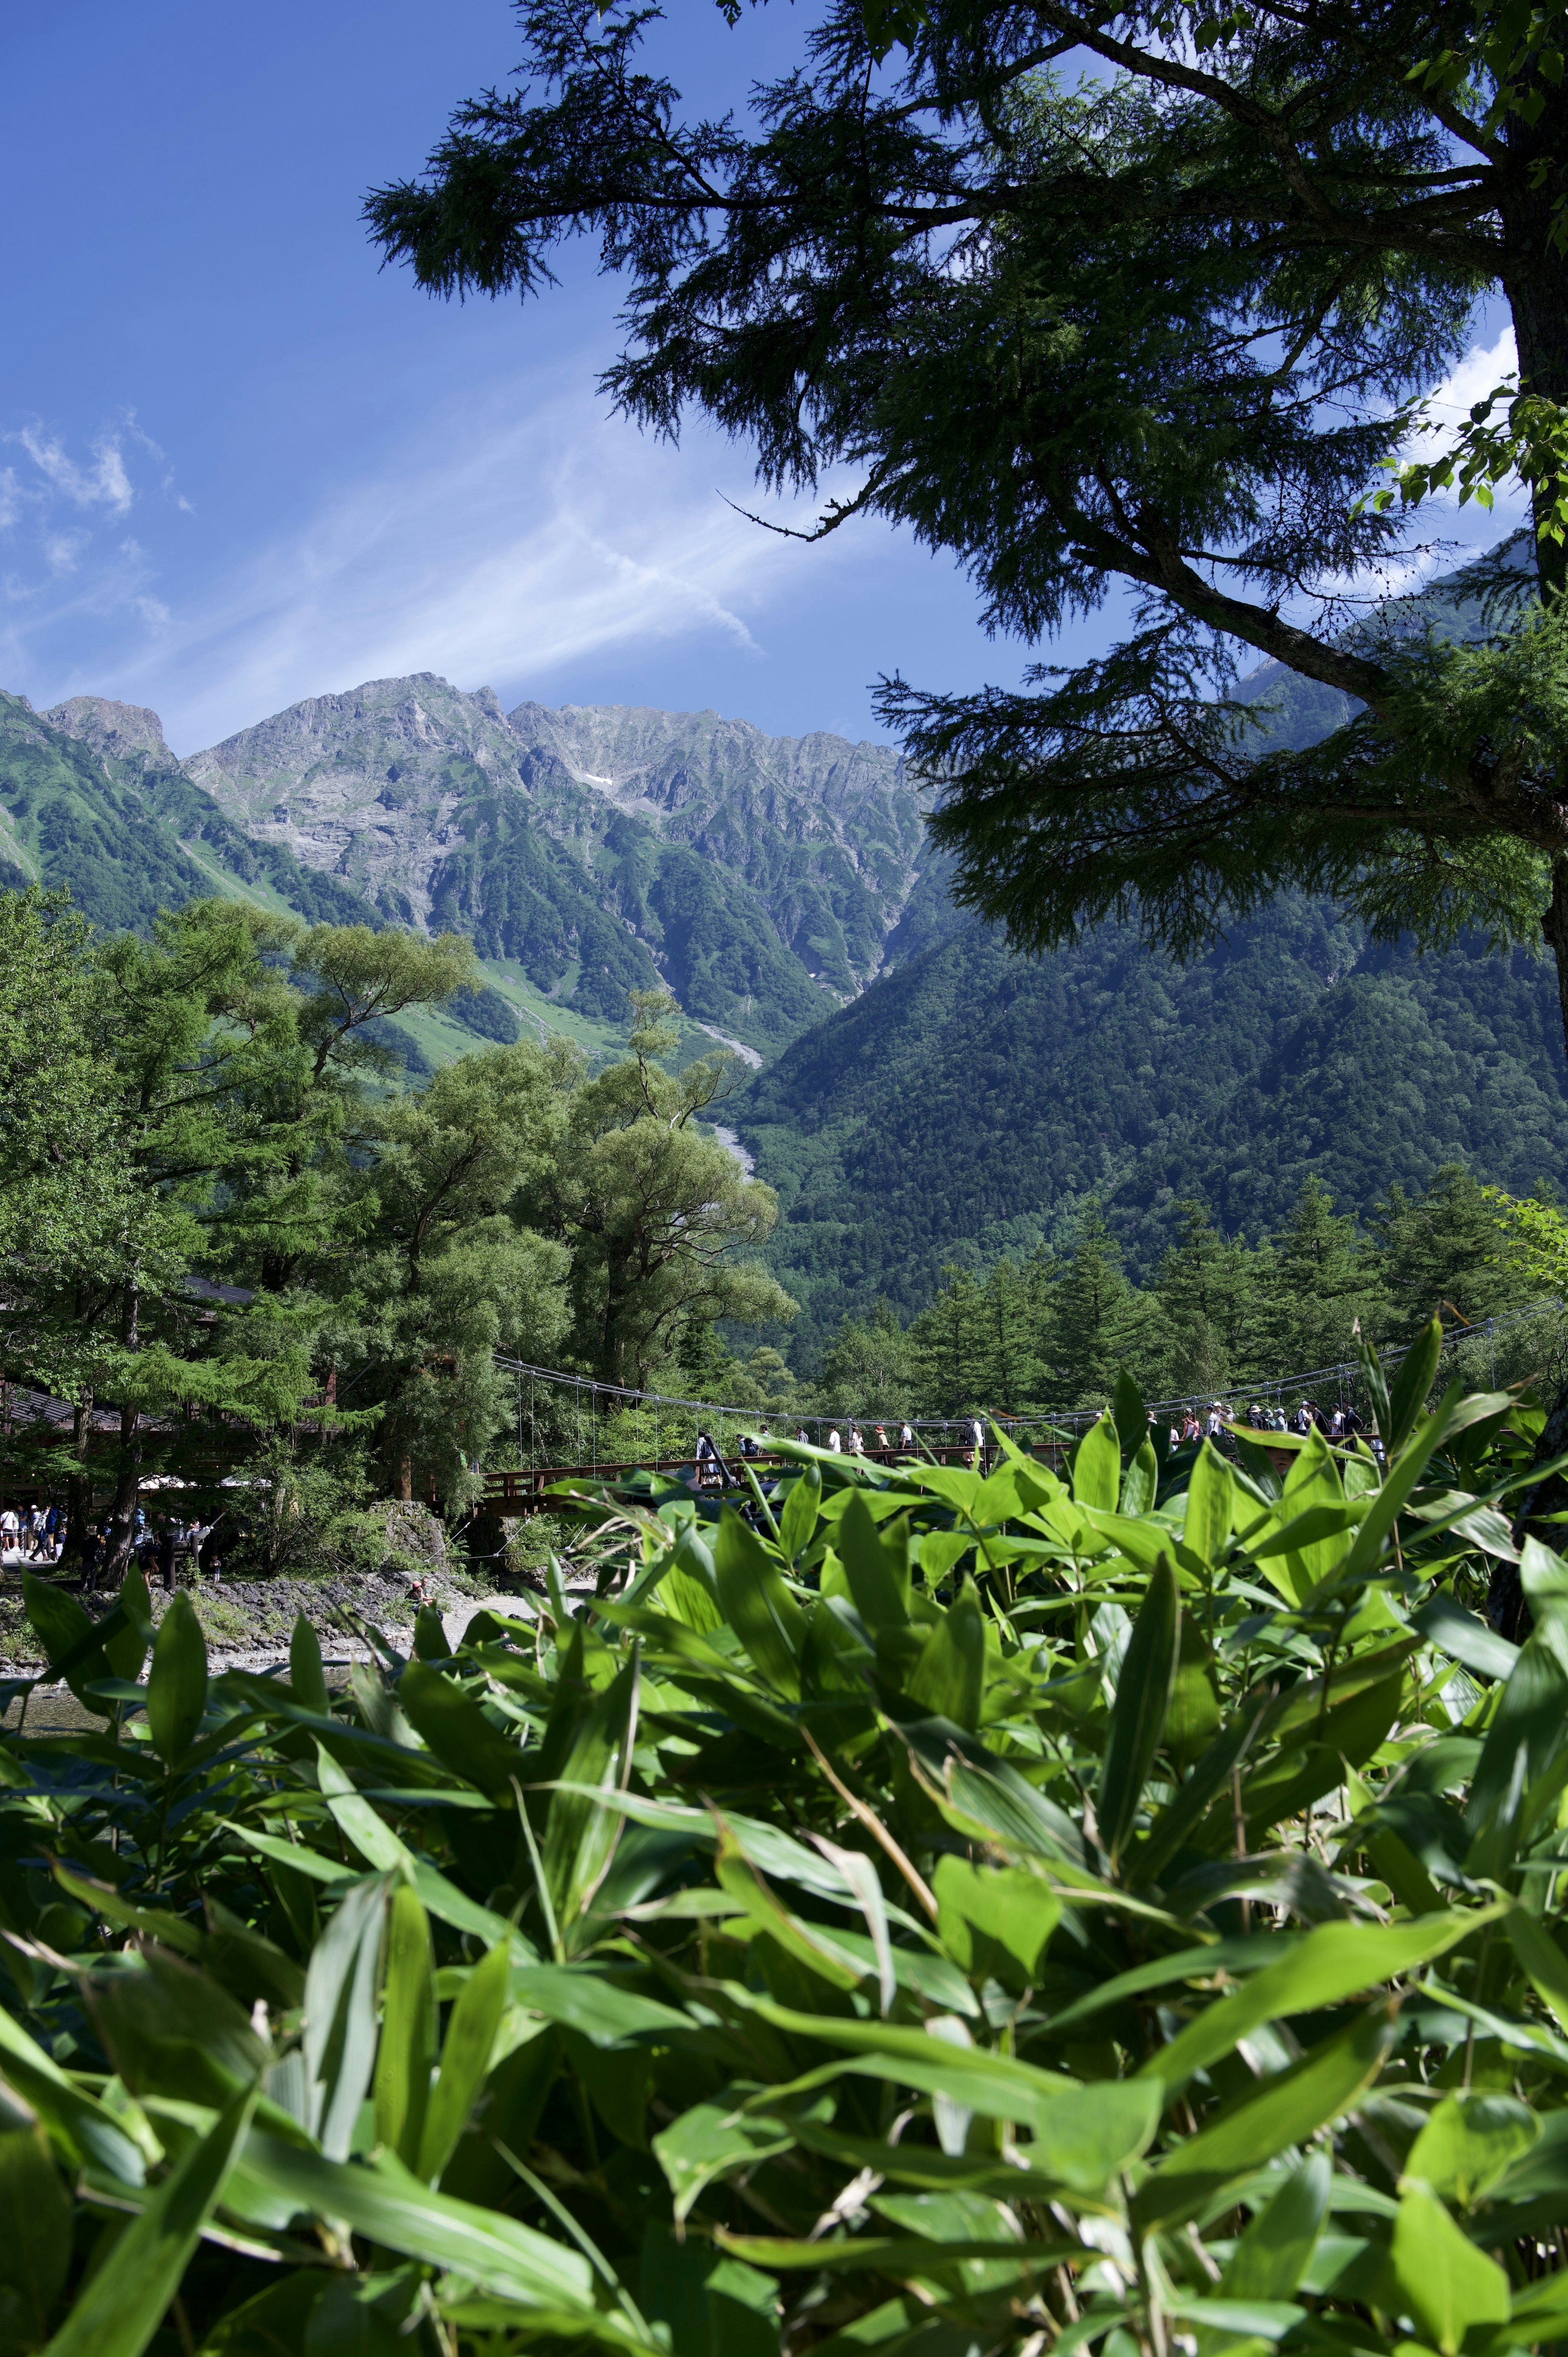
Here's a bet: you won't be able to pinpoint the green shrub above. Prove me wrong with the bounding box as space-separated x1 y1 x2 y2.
3 1322 1566 2354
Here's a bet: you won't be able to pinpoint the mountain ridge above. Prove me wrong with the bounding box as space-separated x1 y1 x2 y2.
8 537 1564 1359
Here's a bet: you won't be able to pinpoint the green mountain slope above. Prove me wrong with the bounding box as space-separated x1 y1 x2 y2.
740 902 1568 1353
0 693 378 934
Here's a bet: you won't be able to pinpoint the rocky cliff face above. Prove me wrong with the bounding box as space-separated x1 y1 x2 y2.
42 696 176 769
175 673 940 1047
181 675 521 930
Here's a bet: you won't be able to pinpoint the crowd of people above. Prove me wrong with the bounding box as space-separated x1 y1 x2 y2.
1166 1397 1369 1449
0 1502 65 1562
0 1502 224 1590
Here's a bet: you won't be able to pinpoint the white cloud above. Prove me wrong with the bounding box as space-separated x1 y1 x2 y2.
1390 323 1529 533
15 426 136 515
42 529 91 574
1421 323 1518 435
64 367 872 751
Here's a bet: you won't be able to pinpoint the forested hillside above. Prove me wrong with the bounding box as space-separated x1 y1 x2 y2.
0 693 374 936
740 894 1568 1354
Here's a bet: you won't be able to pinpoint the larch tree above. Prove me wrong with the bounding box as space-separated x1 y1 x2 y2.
368 0 1568 1047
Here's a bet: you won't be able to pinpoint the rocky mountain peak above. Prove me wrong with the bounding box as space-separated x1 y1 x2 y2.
44 696 174 768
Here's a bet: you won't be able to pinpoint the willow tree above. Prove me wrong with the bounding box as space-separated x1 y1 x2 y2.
368 0 1568 1042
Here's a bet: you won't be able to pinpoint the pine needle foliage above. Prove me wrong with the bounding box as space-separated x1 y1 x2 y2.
365 0 1568 1045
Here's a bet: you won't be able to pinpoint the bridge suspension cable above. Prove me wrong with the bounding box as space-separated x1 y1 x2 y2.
494 1292 1564 1452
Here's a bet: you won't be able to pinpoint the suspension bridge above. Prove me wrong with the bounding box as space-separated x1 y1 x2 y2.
484 1294 1562 1510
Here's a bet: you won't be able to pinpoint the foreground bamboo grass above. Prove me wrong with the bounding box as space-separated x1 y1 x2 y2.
4 1318 1568 2356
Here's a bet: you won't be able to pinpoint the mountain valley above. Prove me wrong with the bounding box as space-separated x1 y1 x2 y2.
4 609 1566 1362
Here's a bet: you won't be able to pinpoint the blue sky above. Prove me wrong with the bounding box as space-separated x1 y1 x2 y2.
1 1 1527 758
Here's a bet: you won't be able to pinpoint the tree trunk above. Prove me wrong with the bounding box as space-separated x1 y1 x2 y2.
100 1407 142 1590
65 1394 92 1565
1540 857 1568 1069
396 1454 413 1503
100 1276 141 1589
1500 103 1568 597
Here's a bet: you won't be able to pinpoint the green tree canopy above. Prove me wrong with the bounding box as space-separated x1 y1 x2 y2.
530 991 796 1385
368 0 1568 1048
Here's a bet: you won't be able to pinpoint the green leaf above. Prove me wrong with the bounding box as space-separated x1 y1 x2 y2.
1072 1414 1120 1511
1135 2002 1400 2230
1464 1626 1568 1855
419 1936 511 2183
933 1855 1059 1985
413 1603 450 1661
87 1943 267 2111
652 2089 799 2224
146 1591 208 1768
397 1657 525 1798
1120 1436 1158 1514
1133 1711 1258 1883
731 1992 1072 2127
1330 1385 1463 1594
238 2134 602 2315
224 1824 358 1886
52 1863 204 1958
508 1964 690 2049
305 2270 425 2357
1143 1911 1495 2097
315 1741 410 1873
21 1574 113 1710
0 2121 73 2344
543 1654 640 1943
903 1581 984 1730
778 1465 821 1563
833 1494 909 1636
290 1612 330 1714
1387 1316 1443 1452
1184 1440 1233 1564
712 2229 1071 2273
1412 1593 1519 1683
1220 2150 1330 2299
1258 1431 1347 1606
42 2083 255 2357
1097 1554 1179 1865
105 1561 154 1686
1165 1613 1222 1770
1029 2078 1162 2192
0 2007 147 2185
714 1827 865 1991
1506 1904 1568 2039
1403 2093 1539 2207
303 1873 389 2161
712 1507 806 1694
1390 2185 1510 2355
1112 1369 1147 1452
374 1882 436 2171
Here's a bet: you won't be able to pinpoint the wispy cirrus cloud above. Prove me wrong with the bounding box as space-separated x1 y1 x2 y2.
1 417 183 664
16 426 136 515
61 369 871 752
